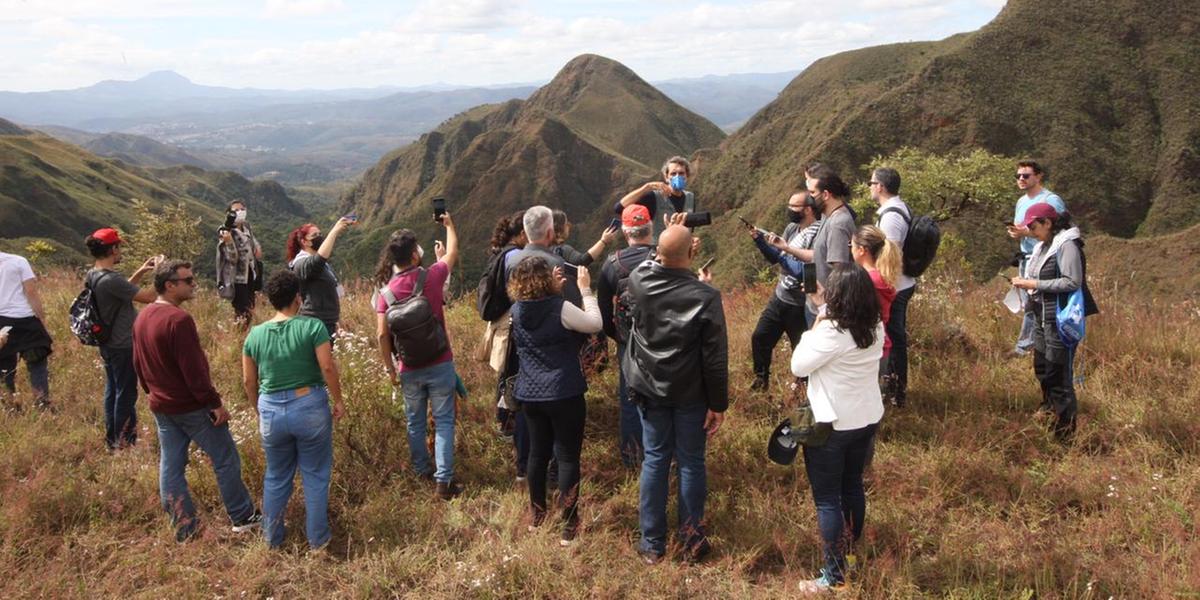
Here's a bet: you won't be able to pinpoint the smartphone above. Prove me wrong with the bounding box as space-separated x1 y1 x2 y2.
737 216 754 228
432 197 447 223
343 213 359 223
802 263 817 294
208 410 219 425
562 262 580 271
683 211 712 227
609 217 621 230
0 325 12 337
700 257 716 271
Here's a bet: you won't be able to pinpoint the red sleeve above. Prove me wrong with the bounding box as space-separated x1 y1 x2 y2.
429 262 450 288
173 313 223 409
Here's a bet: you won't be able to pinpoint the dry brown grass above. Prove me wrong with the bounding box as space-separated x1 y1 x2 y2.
1 267 1197 599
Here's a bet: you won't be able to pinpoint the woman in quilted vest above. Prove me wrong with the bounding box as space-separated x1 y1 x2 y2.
1010 203 1084 439
507 256 602 546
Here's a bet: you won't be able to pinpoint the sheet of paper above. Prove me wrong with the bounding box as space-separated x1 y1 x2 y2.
1003 286 1024 314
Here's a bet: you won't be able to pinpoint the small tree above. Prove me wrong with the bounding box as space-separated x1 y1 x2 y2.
23 240 56 270
124 200 205 265
850 147 1014 222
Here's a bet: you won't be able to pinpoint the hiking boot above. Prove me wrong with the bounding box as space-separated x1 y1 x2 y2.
435 480 464 500
638 548 665 565
751 375 769 392
560 517 579 546
797 568 845 594
683 538 712 563
417 470 435 485
231 510 263 533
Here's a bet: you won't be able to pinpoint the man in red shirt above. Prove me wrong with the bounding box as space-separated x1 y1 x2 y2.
133 260 260 541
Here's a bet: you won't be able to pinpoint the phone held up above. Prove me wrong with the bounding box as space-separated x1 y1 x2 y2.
700 256 716 272
609 217 621 230
683 211 712 228
432 197 447 223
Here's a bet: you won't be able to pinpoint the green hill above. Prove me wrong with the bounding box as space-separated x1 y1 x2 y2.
83 133 212 169
695 0 1200 262
0 128 310 273
340 54 726 279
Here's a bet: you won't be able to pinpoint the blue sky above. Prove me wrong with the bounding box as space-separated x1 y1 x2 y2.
0 0 1005 92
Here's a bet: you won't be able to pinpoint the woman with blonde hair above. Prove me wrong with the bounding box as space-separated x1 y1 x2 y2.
851 225 900 366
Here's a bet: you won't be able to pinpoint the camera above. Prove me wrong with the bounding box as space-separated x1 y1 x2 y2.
682 211 712 228
218 209 237 234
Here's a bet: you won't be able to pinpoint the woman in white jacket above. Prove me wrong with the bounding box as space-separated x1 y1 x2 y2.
791 264 885 592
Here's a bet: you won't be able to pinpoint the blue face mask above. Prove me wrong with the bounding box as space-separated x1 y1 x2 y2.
669 174 686 192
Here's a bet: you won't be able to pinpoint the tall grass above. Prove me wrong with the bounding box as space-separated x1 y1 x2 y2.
0 268 1196 598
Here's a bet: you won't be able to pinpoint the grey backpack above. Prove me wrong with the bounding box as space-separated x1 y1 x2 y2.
381 269 450 368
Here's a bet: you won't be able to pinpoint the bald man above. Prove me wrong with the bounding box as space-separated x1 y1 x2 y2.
622 224 728 564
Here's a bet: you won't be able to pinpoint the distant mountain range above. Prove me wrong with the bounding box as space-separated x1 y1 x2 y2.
0 70 792 183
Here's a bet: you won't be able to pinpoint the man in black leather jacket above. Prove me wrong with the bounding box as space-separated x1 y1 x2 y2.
623 224 728 564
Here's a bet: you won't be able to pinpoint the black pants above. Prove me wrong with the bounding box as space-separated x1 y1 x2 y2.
524 395 586 528
751 295 808 378
1034 348 1077 438
231 283 255 320
883 286 914 403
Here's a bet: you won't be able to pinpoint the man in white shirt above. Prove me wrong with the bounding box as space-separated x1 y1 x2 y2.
871 167 915 407
0 251 52 410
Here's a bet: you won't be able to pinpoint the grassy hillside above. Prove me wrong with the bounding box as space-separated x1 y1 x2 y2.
341 54 727 280
0 254 1196 597
695 0 1200 277
83 133 212 169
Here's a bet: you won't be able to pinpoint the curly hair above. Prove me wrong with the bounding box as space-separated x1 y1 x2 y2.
506 256 559 302
824 264 881 349
489 210 526 254
264 268 301 310
286 223 318 262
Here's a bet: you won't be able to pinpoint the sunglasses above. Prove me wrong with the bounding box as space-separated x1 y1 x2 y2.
169 276 196 286
1015 173 1035 180
869 181 881 186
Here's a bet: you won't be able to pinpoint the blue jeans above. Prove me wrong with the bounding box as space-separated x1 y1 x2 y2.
802 424 879 583
638 402 709 555
259 386 333 549
1015 311 1036 353
100 346 138 448
154 409 255 538
400 360 457 483
616 343 643 467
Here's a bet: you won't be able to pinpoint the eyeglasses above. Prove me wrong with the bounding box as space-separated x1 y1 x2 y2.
169 276 196 286
868 181 881 186
1015 173 1035 180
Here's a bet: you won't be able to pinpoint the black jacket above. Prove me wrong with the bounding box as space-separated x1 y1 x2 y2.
621 261 728 412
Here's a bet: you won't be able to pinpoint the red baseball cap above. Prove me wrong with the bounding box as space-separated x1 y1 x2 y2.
90 228 123 245
622 204 651 227
1021 203 1059 228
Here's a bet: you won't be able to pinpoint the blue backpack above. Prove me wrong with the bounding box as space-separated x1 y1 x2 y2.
1054 241 1099 349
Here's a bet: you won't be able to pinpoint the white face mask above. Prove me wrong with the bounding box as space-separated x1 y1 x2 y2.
417 244 425 259
235 209 247 223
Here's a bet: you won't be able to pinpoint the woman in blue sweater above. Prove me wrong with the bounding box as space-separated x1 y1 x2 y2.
507 256 603 545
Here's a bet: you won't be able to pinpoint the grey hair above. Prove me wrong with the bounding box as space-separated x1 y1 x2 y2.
523 205 554 244
872 167 901 195
623 224 652 241
661 155 691 178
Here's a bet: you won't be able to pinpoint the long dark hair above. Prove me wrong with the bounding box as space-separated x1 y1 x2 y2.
489 210 526 255
824 264 881 349
373 229 419 286
1050 211 1075 235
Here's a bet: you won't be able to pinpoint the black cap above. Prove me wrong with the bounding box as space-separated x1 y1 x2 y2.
767 418 800 465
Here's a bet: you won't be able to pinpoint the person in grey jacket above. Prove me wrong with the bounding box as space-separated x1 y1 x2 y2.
1010 203 1090 438
623 224 727 564
216 200 262 331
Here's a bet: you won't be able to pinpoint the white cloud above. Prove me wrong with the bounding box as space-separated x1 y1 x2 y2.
396 0 528 32
261 0 346 19
0 0 244 21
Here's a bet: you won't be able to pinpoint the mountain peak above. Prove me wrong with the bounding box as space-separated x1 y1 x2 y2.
137 70 193 85
0 117 29 135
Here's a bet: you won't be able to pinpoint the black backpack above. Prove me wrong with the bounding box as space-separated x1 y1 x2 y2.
381 269 451 368
68 271 114 346
477 247 516 322
878 206 941 278
610 247 655 344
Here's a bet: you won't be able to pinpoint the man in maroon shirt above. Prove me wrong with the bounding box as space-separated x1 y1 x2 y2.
133 260 260 541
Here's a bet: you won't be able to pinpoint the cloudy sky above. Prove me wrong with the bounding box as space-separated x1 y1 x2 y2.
0 0 1005 92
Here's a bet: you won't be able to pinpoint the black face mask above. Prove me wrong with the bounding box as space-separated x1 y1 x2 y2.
788 208 806 223
309 235 325 249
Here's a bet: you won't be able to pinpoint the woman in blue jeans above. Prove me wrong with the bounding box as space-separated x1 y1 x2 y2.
507 256 603 545
243 269 344 549
790 264 885 592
